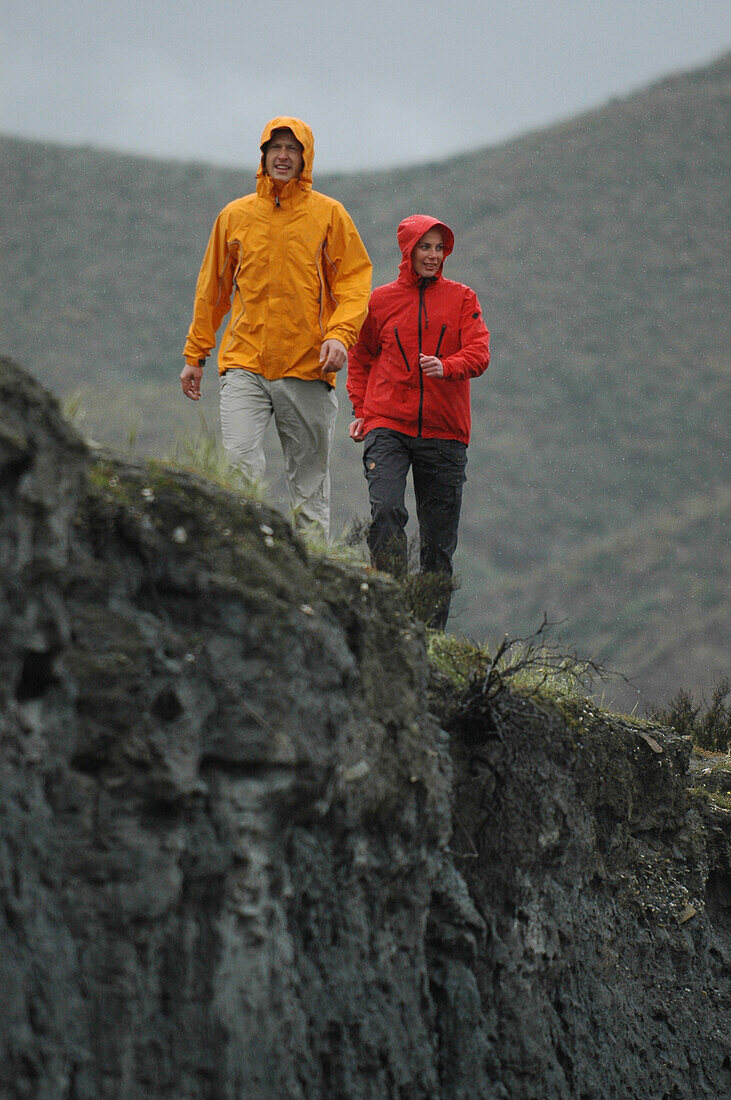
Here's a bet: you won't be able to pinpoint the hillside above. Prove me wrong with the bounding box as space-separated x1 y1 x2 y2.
0 54 728 710
2 353 729 1098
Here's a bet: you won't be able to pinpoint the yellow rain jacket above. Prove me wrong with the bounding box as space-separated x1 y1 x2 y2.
183 117 372 386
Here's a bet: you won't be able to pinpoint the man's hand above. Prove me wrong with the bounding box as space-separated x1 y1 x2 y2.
349 417 365 442
420 354 444 378
180 363 203 400
319 338 347 376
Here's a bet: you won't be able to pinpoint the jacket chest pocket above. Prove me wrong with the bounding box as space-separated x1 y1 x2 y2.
430 321 462 359
393 326 413 372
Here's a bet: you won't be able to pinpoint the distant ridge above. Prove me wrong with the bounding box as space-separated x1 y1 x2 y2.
1 52 728 709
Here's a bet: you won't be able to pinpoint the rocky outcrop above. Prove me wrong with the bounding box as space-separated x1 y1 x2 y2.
1 355 729 1099
437 686 730 1098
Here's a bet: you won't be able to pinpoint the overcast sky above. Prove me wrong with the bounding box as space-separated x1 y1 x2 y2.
3 1 729 172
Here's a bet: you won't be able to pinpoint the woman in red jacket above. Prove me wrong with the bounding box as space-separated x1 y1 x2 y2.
347 214 490 629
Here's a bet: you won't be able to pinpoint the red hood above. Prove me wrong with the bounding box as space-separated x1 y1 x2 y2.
397 214 455 285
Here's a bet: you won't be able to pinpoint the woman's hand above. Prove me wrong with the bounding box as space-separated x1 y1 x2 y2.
420 354 444 378
349 418 365 442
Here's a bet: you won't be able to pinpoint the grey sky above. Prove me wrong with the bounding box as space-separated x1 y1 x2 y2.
3 0 729 172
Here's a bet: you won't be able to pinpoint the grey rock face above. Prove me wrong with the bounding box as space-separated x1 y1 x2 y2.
0 355 728 1099
441 689 731 1098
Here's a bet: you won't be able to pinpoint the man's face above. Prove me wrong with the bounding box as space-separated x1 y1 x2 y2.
264 128 304 183
412 227 445 277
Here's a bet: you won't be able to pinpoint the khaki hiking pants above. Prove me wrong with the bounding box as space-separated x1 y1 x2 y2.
219 369 338 540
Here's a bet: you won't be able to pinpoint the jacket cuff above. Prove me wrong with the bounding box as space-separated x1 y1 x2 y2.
323 329 351 349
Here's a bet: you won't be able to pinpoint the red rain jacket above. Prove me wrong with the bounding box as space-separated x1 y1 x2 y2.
346 214 489 444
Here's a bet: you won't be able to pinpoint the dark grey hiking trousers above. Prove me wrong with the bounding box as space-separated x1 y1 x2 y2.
362 428 467 627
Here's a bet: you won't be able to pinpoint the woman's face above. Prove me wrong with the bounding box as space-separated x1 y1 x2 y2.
412 228 445 277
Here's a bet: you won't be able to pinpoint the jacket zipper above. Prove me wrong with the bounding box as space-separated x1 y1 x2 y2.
394 327 411 372
417 284 426 436
435 324 447 357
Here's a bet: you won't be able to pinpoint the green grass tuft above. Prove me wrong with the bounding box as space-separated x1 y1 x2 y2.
165 415 267 500
427 632 493 690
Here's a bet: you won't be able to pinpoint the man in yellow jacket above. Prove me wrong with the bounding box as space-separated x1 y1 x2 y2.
181 116 372 539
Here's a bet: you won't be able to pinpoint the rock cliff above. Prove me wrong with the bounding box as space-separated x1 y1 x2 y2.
1 355 728 1099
